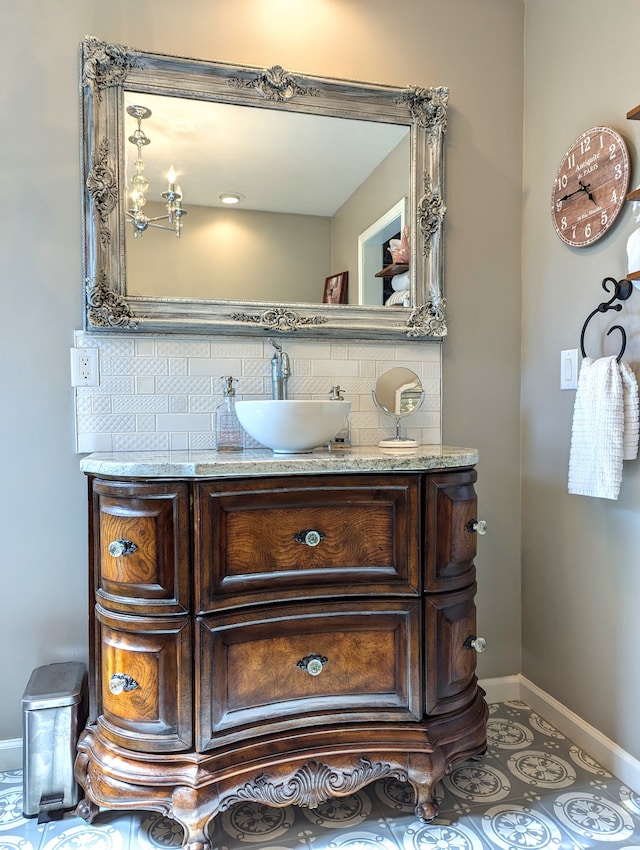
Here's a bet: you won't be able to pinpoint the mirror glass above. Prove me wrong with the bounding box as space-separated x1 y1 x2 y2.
123 91 410 304
373 367 424 448
80 37 448 340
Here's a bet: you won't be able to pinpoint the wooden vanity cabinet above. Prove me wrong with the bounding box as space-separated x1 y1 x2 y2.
75 467 487 850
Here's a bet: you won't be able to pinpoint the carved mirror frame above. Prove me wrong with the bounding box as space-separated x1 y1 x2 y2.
80 37 448 340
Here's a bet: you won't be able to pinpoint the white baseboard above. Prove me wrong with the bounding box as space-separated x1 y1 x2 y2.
518 675 640 795
0 738 22 772
479 674 521 704
478 674 640 794
2 677 639 795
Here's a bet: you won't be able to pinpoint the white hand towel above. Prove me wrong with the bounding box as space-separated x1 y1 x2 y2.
568 356 625 499
384 289 410 307
620 360 640 460
392 272 410 292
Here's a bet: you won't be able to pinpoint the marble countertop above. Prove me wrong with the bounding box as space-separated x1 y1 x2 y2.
80 445 478 478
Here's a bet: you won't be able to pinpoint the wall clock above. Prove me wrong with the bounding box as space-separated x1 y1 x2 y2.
551 126 630 247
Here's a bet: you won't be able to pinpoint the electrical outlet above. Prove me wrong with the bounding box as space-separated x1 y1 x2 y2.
70 347 100 386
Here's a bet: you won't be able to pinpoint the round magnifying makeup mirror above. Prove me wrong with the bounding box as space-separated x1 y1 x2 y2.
372 367 424 448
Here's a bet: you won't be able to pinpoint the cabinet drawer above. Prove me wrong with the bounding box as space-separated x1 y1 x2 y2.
91 478 190 615
424 469 478 592
424 583 479 715
95 606 192 753
195 475 420 612
196 599 421 750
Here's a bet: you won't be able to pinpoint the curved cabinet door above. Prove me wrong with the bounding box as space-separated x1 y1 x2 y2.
92 478 190 615
424 583 479 716
95 605 192 753
424 469 478 592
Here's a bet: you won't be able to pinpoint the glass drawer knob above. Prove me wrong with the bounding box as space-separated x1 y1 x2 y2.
297 654 328 676
465 519 487 535
109 673 140 695
294 529 326 547
464 635 487 653
108 538 138 557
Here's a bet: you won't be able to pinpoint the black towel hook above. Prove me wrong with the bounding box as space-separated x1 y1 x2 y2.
579 277 633 363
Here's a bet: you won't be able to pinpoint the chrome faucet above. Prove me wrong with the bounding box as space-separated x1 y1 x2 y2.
268 338 291 400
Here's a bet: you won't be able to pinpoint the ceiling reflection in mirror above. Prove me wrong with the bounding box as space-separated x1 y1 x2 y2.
81 37 448 339
123 92 410 304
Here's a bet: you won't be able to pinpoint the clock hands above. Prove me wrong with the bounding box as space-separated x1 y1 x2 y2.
559 180 596 204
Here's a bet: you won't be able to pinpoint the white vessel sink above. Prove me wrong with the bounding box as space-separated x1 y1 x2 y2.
235 399 350 453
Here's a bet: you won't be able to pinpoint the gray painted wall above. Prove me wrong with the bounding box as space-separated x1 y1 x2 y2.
2 0 524 745
522 0 640 760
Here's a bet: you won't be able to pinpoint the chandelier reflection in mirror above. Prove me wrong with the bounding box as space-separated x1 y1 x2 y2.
126 105 187 238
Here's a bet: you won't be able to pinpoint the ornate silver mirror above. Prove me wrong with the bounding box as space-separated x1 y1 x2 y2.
80 37 448 340
373 367 424 447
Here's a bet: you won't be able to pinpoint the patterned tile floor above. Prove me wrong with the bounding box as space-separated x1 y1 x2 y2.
2 700 640 849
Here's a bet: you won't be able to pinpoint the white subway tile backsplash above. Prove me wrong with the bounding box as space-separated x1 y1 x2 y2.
422 429 443 445
349 342 396 361
78 414 136 433
88 338 134 357
114 432 169 452
423 394 442 412
170 396 188 414
100 377 136 394
156 376 211 394
91 396 112 415
170 432 189 451
189 431 217 450
189 395 218 413
112 395 168 413
235 376 266 395
76 396 92 415
358 360 377 378
292 358 312 377
73 331 441 452
136 414 156 432
422 362 441 379
158 340 211 358
351 411 380 429
110 356 168 377
211 340 263 358
189 358 243 377
135 339 155 357
77 433 113 453
287 341 329 358
422 379 441 396
311 359 360 377
156 413 212 432
358 427 389 445
293 376 341 396
243 358 270 378
330 344 349 359
136 376 156 394
169 358 188 376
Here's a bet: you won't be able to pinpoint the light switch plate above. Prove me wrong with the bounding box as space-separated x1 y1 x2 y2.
560 348 578 390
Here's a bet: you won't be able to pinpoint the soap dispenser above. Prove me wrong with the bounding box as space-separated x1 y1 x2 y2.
215 376 243 451
328 385 351 449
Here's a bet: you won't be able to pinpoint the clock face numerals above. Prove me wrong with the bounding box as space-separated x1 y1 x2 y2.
551 126 630 247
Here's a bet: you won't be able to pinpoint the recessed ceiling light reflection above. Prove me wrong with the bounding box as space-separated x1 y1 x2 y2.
219 192 244 205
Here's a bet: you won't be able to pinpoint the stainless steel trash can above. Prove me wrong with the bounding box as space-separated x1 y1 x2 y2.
22 662 87 820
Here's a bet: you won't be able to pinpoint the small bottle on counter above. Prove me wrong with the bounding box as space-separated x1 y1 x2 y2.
328 385 351 449
215 376 244 451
